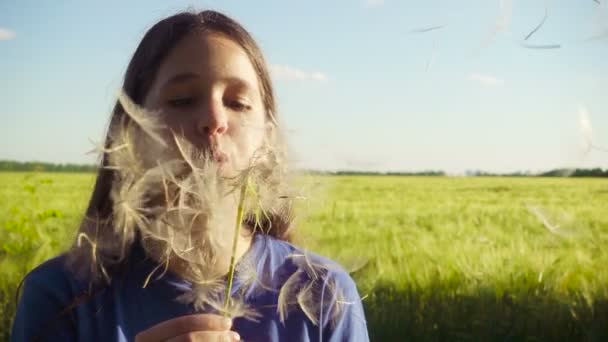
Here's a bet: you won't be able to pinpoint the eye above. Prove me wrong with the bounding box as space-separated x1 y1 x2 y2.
226 100 252 112
167 97 195 108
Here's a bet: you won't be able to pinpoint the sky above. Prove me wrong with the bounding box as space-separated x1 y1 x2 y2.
1 0 607 174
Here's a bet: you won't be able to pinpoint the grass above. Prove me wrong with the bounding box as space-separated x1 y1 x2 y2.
299 176 608 340
1 172 607 341
0 173 93 341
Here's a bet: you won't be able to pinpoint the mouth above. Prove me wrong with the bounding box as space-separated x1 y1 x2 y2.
210 147 229 168
207 136 228 165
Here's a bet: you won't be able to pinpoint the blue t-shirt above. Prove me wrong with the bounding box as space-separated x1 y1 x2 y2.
11 233 369 341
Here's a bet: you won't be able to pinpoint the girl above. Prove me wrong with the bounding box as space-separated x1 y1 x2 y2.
11 9 369 342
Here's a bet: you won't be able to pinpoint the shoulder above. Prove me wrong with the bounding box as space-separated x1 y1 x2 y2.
17 255 85 307
22 254 78 289
255 234 353 284
255 235 369 340
19 254 92 304
257 233 359 293
11 255 85 341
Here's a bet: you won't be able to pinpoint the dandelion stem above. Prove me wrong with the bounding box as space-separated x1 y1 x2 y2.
224 174 250 316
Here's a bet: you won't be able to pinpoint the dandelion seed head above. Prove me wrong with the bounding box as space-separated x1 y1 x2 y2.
210 296 263 322
70 88 304 317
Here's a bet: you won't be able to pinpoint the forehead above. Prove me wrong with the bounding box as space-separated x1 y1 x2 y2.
154 32 260 91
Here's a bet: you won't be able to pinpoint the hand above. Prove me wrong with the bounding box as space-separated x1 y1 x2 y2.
134 314 241 342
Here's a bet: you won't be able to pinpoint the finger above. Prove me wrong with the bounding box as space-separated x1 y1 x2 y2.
166 330 241 342
135 314 232 341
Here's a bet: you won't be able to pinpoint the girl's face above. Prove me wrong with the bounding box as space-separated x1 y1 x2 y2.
143 32 268 175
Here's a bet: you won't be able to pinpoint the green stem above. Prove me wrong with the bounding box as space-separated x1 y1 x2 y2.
224 175 249 316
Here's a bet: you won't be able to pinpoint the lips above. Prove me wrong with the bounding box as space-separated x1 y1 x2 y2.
211 149 228 164
208 142 229 167
207 136 228 165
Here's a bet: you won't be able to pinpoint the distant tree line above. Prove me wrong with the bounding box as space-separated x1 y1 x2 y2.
336 170 446 176
1 160 607 177
464 168 608 178
299 169 446 176
538 168 608 177
303 168 608 177
0 160 96 173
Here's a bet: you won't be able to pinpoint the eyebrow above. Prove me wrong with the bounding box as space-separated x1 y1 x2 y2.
161 72 201 89
161 73 256 91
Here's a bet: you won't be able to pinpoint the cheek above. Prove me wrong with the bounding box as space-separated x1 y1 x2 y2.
162 111 192 132
230 117 266 156
162 112 203 146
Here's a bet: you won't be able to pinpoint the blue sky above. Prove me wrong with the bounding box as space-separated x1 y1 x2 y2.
1 0 607 173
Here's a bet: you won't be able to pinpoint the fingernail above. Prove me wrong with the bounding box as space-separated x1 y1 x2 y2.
230 331 240 341
223 318 233 329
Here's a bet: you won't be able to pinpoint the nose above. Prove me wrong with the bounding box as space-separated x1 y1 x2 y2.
196 98 228 137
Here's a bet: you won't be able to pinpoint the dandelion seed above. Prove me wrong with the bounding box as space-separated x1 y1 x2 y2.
142 258 167 289
118 91 167 148
172 134 201 173
106 127 145 176
207 296 262 322
279 254 347 327
176 279 225 312
326 279 347 329
524 4 548 41
526 205 568 236
521 43 561 49
409 25 445 34
86 138 129 156
278 269 304 323
288 253 342 278
76 232 110 283
288 253 319 279
234 255 277 297
278 195 307 200
142 247 172 288
472 0 512 55
577 106 608 153
297 281 320 325
579 105 594 155
585 28 608 42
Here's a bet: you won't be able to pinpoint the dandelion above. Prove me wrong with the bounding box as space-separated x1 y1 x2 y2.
71 88 352 328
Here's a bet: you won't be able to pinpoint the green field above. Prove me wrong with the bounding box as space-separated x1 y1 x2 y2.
1 172 607 341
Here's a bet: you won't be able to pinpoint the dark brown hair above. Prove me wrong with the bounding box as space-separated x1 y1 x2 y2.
66 9 293 284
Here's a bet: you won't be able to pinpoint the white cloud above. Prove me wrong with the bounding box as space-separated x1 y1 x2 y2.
270 64 328 82
0 28 16 41
468 73 504 86
365 0 385 7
